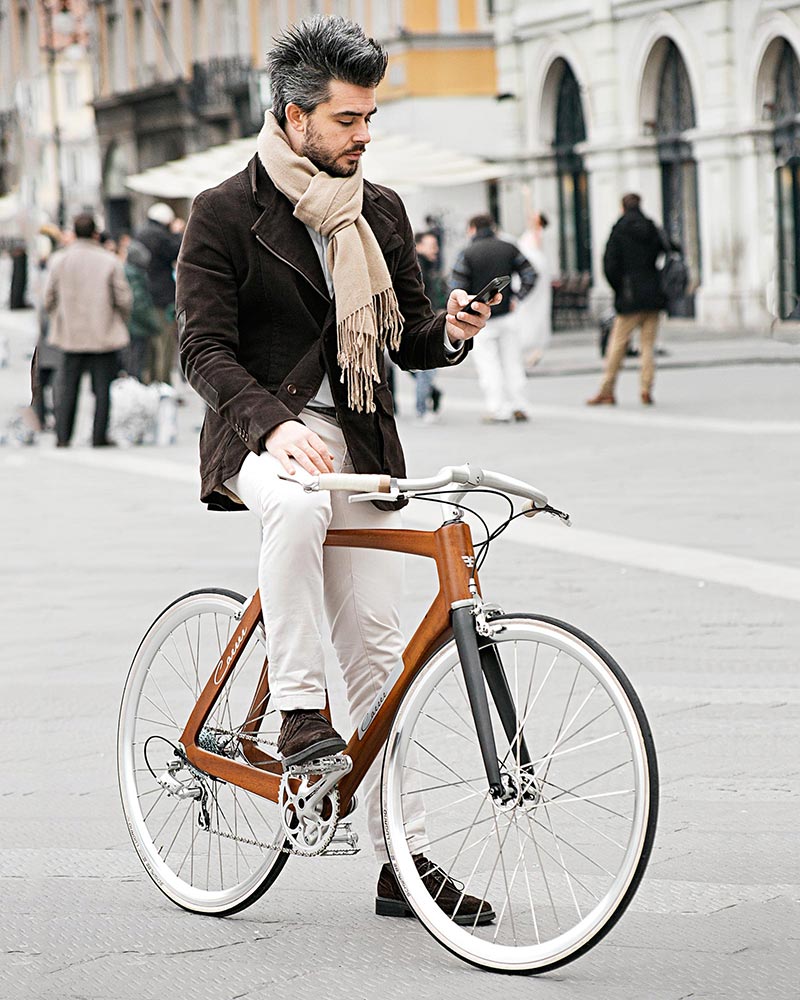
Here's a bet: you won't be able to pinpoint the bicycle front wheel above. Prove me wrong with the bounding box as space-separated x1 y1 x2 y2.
381 614 658 974
118 589 288 915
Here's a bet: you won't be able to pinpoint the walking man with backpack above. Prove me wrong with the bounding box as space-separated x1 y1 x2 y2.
588 193 679 406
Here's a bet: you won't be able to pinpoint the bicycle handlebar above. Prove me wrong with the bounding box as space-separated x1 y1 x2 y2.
313 463 549 508
314 473 393 494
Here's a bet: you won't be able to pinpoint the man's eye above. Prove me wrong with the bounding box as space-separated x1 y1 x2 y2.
339 120 354 126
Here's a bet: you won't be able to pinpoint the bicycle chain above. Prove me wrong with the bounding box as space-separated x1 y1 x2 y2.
196 727 355 856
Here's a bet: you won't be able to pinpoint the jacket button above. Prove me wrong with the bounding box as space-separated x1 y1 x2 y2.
287 384 297 395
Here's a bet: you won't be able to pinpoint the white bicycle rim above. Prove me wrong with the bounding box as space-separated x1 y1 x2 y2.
381 617 655 973
118 591 287 914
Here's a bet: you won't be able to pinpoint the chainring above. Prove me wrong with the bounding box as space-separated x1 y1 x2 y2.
279 773 340 856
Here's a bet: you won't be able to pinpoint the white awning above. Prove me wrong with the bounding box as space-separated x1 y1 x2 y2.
125 132 513 199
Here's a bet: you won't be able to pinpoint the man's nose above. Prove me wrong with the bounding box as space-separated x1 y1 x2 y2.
353 123 371 145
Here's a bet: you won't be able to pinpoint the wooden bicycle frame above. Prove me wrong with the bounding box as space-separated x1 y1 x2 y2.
179 518 480 817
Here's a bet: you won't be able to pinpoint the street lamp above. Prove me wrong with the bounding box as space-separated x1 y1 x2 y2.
40 0 77 228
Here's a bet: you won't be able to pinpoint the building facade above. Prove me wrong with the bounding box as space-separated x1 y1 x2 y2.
1 1 101 244
493 0 800 331
86 0 506 251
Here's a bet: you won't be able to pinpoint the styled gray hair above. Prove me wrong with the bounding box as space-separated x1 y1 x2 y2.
267 15 388 126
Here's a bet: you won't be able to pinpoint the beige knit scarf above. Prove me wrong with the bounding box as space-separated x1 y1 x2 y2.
257 112 402 413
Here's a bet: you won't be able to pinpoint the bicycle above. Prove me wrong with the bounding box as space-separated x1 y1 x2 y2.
117 464 659 974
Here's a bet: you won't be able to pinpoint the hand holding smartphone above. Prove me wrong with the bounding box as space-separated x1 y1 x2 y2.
458 275 511 316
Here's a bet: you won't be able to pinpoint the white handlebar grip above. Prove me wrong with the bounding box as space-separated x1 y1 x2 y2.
316 473 392 493
522 499 546 518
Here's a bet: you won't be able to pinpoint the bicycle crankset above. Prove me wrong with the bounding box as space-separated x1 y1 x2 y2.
278 754 353 857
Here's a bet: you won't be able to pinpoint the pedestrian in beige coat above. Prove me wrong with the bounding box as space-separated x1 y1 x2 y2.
45 214 132 447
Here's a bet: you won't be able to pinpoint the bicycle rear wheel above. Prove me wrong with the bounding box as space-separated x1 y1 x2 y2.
381 614 658 974
118 588 288 915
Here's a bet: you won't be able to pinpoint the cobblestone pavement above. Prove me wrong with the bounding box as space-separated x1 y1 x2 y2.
1 309 798 999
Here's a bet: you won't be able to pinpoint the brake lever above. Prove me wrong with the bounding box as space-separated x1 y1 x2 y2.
547 506 572 527
348 490 401 504
522 500 571 526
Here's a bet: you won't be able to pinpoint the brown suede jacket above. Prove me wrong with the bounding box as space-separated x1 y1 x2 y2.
176 155 470 511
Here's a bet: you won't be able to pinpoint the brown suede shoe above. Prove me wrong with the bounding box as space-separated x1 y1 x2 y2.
586 392 616 406
376 855 496 926
277 710 346 767
641 391 654 405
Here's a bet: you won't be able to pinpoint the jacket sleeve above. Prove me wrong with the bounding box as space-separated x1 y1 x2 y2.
513 248 538 301
111 261 133 321
43 261 58 315
176 192 298 452
603 226 622 291
450 248 472 294
385 191 470 372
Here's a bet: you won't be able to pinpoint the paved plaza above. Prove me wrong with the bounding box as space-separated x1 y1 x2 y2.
1 309 798 999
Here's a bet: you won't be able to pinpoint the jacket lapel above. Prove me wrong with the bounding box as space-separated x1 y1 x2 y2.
363 183 405 257
248 156 330 302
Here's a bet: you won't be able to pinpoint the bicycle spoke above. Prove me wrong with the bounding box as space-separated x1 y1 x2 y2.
182 619 201 694
161 800 194 865
532 804 617 880
512 810 541 944
533 728 626 769
165 633 197 698
401 770 487 795
434 687 476 738
518 811 600 902
420 708 475 745
492 823 529 943
140 690 179 730
414 808 498 854
412 739 487 798
474 809 516 936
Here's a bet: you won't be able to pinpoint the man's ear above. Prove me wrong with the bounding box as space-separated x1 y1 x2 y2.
284 103 306 135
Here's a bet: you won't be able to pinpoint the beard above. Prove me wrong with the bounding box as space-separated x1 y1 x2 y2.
301 120 365 178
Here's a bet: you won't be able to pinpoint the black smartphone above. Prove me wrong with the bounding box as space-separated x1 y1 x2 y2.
459 274 511 316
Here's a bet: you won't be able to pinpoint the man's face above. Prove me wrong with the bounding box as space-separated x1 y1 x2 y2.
288 80 376 178
416 234 439 262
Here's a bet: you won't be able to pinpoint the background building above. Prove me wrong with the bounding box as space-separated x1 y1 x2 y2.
493 0 800 331
0 1 100 246
86 0 509 262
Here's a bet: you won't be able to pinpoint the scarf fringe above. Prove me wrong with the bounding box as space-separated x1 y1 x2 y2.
337 286 403 413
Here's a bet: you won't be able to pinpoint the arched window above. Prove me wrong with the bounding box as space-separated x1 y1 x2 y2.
657 40 700 317
554 62 592 278
772 40 800 319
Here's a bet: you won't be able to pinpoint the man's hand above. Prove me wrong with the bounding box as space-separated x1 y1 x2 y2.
266 421 335 476
445 289 503 344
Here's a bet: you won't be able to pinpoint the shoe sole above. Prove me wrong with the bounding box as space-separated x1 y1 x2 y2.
280 737 347 768
375 896 496 926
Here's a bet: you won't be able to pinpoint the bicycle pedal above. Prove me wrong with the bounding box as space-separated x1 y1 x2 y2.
284 753 352 778
321 822 360 856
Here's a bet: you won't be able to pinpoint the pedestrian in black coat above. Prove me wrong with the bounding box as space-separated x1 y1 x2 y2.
603 199 665 316
588 194 665 407
134 203 183 384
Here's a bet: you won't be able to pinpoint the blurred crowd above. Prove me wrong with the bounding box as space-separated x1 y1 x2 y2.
3 185 678 448
26 202 184 448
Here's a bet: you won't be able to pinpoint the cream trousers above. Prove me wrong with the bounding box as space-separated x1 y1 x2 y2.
224 411 424 860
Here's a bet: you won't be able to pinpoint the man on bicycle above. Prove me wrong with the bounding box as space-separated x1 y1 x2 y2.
177 16 497 923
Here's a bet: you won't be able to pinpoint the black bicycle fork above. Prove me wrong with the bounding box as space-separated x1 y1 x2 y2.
450 605 532 803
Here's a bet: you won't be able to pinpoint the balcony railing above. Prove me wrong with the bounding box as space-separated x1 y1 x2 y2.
191 56 252 114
